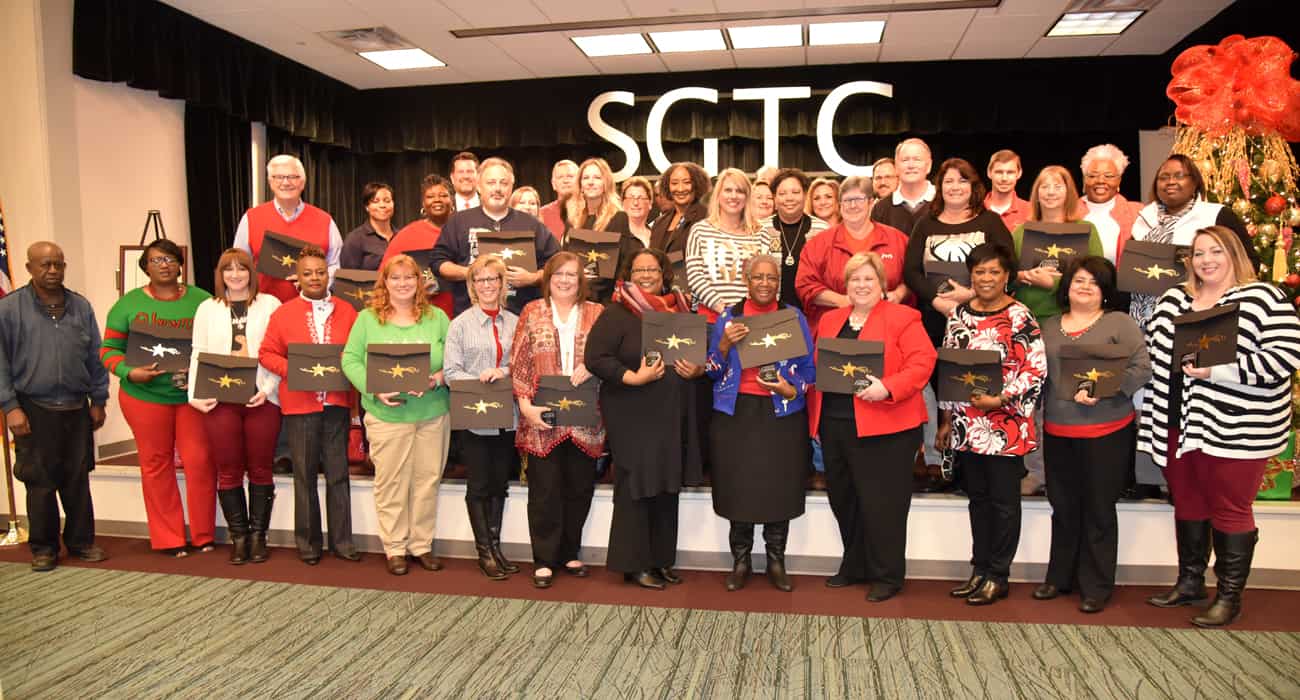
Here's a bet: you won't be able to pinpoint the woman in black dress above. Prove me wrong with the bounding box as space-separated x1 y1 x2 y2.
585 249 706 589
706 254 816 592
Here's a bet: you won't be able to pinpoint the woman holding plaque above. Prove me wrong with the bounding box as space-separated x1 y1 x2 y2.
706 254 816 592
341 253 452 576
686 168 774 321
188 249 283 565
100 239 215 557
1078 145 1142 263
443 255 520 580
760 169 830 310
808 252 936 602
340 182 396 271
1139 226 1300 627
383 174 456 319
1037 256 1150 613
563 158 634 303
585 248 706 590
936 242 1046 605
510 252 606 589
807 177 841 227
1010 166 1104 321
649 162 710 256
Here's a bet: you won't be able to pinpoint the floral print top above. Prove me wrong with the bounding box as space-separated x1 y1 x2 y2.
940 300 1046 456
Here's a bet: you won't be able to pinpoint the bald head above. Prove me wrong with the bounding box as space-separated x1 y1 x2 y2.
27 241 62 262
26 241 67 292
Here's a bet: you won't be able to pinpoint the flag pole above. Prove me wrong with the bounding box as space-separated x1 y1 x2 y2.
0 413 26 546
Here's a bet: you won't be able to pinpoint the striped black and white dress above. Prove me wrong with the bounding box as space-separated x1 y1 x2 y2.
1137 282 1300 468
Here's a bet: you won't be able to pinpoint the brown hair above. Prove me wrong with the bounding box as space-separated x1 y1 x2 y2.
928 158 987 218
987 149 1021 171
369 254 435 324
1186 226 1256 294
540 251 589 303
212 248 257 304
1028 165 1082 222
566 157 622 231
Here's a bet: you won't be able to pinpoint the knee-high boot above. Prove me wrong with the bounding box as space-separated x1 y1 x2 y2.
487 496 519 574
763 521 793 592
1192 529 1258 628
218 488 249 565
467 498 507 580
725 521 753 591
248 484 275 564
1147 520 1211 607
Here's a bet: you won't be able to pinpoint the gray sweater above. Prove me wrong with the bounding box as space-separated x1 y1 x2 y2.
1041 311 1150 428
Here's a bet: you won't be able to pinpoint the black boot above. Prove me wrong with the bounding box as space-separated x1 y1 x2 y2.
487 496 519 574
217 488 250 565
247 484 275 564
763 521 793 592
467 499 508 580
725 521 753 591
1192 529 1258 628
1147 520 1211 607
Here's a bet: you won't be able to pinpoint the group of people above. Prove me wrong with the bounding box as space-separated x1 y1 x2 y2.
2 139 1296 629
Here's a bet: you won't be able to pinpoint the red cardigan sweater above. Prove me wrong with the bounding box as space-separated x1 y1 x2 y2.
808 302 936 438
259 296 358 415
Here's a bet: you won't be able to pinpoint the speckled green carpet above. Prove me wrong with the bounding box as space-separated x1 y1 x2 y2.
2 563 1298 699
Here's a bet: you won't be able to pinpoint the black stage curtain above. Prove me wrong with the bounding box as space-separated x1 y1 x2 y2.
185 104 250 291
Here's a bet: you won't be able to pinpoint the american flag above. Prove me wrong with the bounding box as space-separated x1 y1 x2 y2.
0 198 11 298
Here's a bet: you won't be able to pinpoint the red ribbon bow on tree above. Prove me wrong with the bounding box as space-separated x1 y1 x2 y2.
1167 35 1300 141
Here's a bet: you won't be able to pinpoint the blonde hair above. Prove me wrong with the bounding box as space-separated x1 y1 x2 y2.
843 251 887 289
370 254 435 324
806 178 841 224
465 255 507 306
566 158 622 231
1028 165 1082 222
1186 226 1256 294
706 167 760 234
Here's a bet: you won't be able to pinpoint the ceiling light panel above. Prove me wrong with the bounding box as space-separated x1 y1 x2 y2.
726 24 802 50
572 33 653 57
358 48 446 70
648 29 727 53
1046 11 1143 37
808 20 886 46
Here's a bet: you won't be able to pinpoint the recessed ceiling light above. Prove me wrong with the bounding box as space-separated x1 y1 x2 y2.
572 33 653 57
648 29 727 53
808 20 886 46
726 24 802 50
1046 11 1143 37
358 48 446 70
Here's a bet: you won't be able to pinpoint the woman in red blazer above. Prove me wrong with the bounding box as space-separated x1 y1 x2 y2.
808 251 936 602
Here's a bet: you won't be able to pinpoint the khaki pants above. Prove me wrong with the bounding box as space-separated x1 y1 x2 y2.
365 413 450 558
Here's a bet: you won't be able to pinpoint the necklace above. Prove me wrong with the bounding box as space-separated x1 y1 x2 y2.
774 216 808 267
848 309 869 330
1060 309 1104 336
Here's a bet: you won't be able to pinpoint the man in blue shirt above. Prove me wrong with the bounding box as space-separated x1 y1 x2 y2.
0 241 110 571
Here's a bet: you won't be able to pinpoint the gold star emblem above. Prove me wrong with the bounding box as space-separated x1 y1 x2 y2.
749 332 792 348
345 288 372 302
274 253 296 267
582 249 608 264
1192 333 1226 351
548 397 587 411
497 247 523 261
209 374 246 389
1036 244 1076 259
1137 264 1178 280
953 370 991 389
299 363 339 377
380 363 418 379
831 362 866 378
1072 367 1115 383
467 400 504 414
656 334 696 350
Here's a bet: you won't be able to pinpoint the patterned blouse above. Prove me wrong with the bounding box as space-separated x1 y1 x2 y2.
509 298 607 458
684 220 775 313
940 300 1047 456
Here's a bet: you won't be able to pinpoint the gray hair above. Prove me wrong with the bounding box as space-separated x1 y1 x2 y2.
742 253 781 279
839 175 870 198
1081 144 1130 174
266 154 305 179
894 137 931 161
479 157 516 186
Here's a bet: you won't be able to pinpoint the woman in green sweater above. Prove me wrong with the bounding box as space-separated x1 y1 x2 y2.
100 239 214 556
342 253 451 576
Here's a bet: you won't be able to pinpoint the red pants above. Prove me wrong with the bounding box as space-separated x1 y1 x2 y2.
1165 448 1267 533
119 391 215 549
204 402 281 490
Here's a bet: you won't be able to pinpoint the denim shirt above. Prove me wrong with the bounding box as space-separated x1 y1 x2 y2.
0 285 110 412
443 305 519 435
705 301 816 417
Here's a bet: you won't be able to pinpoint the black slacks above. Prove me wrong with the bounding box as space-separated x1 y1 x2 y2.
960 451 1026 584
820 419 919 589
1042 423 1134 601
13 400 95 556
527 440 596 568
284 406 353 557
459 430 515 501
605 472 679 574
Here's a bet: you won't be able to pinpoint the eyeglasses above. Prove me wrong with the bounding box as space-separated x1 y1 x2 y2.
1156 172 1189 183
630 267 661 275
472 276 502 286
748 274 780 283
148 256 178 266
269 174 303 183
1084 172 1119 182
840 196 869 207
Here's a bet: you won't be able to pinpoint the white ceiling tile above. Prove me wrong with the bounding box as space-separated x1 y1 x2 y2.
590 53 669 76
267 5 378 33
1025 35 1118 58
732 46 805 69
1102 4 1226 55
438 0 549 28
975 0 1068 18
952 14 1051 59
530 0 634 22
878 9 975 62
622 0 717 18
806 44 880 66
490 33 595 77
658 51 737 72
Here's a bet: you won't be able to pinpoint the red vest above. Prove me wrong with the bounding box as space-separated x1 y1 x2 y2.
247 201 334 302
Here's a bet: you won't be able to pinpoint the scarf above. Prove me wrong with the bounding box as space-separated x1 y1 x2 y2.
1131 198 1196 329
611 280 686 317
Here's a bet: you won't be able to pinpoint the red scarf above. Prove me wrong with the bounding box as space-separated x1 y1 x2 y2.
612 280 687 317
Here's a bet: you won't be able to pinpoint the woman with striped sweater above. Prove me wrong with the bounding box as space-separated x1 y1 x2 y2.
1138 225 1300 627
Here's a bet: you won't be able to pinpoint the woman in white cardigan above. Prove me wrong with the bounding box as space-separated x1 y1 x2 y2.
188 248 282 564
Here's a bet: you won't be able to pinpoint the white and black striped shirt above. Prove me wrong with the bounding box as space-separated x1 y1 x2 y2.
1138 283 1300 466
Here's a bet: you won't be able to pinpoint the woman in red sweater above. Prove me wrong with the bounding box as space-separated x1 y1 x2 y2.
808 252 936 602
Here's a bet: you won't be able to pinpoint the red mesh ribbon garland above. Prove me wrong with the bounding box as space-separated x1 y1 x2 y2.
1168 35 1300 141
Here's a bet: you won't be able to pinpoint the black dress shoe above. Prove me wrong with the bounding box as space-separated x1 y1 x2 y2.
966 579 1009 606
866 585 900 603
272 457 293 475
655 567 682 585
1079 598 1106 614
950 574 985 598
31 553 57 572
69 545 108 562
562 563 589 577
532 570 553 589
334 548 362 562
625 570 666 590
302 555 321 566
1033 583 1060 600
825 573 862 588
